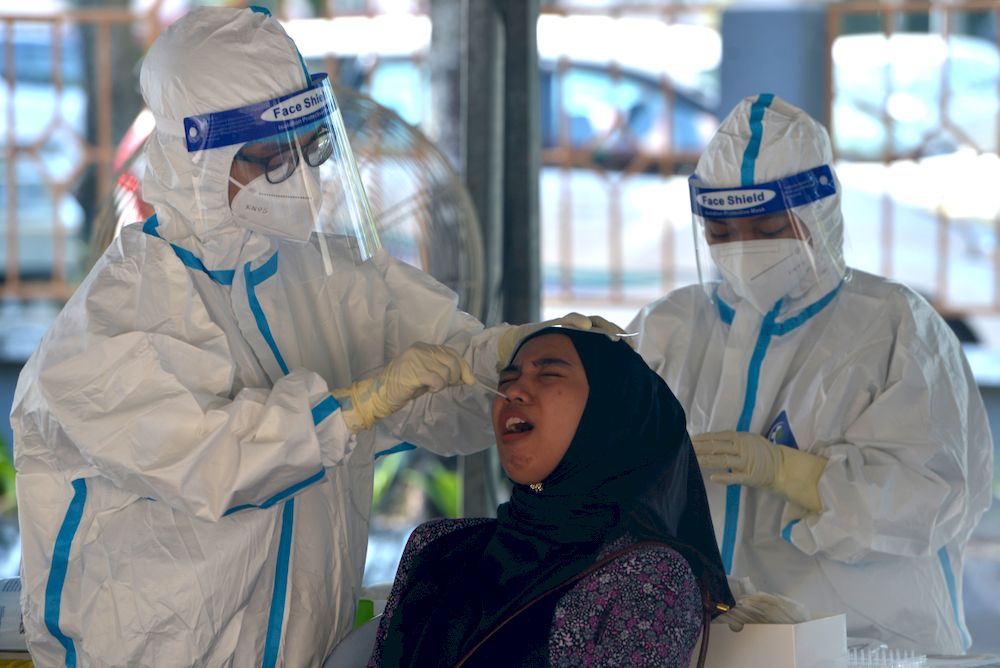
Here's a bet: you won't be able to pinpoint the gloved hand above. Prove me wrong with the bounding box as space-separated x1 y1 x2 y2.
692 431 828 513
332 342 474 433
716 591 811 631
587 314 636 349
496 312 633 369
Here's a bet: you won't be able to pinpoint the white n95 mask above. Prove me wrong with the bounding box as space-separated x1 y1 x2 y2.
710 239 813 314
229 164 322 243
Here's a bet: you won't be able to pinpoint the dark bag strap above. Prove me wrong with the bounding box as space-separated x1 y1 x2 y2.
453 540 671 668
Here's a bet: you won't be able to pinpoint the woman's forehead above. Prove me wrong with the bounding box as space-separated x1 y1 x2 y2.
512 331 580 365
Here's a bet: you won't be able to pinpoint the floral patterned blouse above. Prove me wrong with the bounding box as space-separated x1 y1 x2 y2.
367 517 703 667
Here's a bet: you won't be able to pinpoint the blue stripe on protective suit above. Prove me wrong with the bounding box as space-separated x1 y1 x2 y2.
715 293 735 325
311 394 340 424
143 216 236 285
772 282 842 335
244 253 289 375
715 282 842 574
224 396 333 515
45 478 87 668
238 252 337 660
740 93 774 186
938 547 971 649
374 442 417 460
224 470 326 516
263 499 296 668
719 300 781 574
781 519 800 543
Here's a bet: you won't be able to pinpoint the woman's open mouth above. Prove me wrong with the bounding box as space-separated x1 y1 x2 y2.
500 415 535 441
504 416 534 434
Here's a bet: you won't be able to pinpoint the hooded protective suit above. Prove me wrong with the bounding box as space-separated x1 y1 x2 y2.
629 94 993 653
10 8 504 666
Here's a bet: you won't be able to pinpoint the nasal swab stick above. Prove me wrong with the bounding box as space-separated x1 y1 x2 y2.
476 378 509 400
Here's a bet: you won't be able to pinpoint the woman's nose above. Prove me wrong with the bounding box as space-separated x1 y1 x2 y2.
503 380 530 403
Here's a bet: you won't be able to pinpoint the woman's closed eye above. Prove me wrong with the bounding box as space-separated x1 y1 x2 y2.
706 224 731 241
757 221 790 237
498 370 564 388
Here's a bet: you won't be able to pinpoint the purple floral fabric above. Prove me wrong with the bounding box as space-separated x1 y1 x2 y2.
368 518 702 667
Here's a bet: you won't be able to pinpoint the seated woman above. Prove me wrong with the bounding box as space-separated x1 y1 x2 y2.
367 327 734 667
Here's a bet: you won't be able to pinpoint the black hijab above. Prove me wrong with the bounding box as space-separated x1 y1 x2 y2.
377 328 733 667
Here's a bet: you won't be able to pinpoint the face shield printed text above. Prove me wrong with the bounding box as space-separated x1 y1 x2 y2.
261 90 329 122
695 189 777 210
183 74 336 152
691 187 786 219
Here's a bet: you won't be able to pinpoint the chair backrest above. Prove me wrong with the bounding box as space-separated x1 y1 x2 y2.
322 614 381 668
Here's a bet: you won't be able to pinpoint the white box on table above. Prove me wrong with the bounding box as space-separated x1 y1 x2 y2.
690 613 847 668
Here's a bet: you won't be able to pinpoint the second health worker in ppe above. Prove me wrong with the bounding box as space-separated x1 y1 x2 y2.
630 94 992 654
10 7 609 666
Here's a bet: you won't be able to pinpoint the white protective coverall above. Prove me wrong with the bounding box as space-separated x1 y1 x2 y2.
11 8 505 666
630 94 993 653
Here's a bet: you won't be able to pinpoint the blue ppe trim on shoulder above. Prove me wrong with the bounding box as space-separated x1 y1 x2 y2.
45 478 87 668
263 499 295 668
715 293 735 325
938 546 972 650
772 281 843 335
224 469 326 516
374 442 417 460
142 214 159 235
311 394 340 425
781 519 800 543
244 253 289 375
184 73 334 152
143 215 236 285
741 93 774 187
689 165 837 219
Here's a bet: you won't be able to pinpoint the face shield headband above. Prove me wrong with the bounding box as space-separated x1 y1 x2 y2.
688 164 837 220
183 73 335 152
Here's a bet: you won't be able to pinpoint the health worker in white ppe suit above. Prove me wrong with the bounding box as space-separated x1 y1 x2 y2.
629 93 993 654
9 7 613 666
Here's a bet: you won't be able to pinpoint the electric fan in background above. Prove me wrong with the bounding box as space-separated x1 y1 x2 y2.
89 86 486 320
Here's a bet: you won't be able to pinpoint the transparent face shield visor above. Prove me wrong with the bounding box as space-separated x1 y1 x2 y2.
184 73 380 273
688 165 838 314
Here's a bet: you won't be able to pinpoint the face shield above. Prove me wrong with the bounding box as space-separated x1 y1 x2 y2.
689 164 838 314
183 72 380 272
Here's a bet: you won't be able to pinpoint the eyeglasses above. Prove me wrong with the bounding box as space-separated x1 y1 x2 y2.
234 126 334 185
